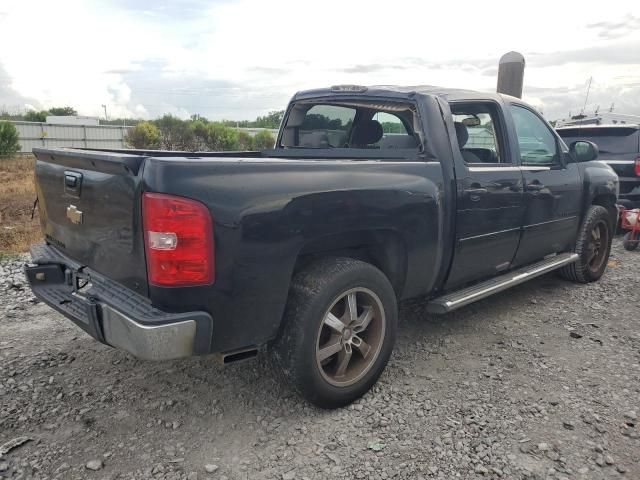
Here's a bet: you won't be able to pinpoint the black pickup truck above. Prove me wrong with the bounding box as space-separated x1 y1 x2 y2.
26 85 619 408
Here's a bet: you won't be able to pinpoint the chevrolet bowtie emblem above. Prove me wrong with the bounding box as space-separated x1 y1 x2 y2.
66 205 83 224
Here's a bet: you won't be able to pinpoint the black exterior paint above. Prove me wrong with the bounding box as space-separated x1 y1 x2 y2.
504 102 583 266
31 86 619 355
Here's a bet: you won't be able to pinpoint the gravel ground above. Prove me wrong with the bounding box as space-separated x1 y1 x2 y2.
1 240 639 480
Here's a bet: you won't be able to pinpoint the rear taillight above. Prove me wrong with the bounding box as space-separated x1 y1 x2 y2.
142 192 214 287
635 157 640 176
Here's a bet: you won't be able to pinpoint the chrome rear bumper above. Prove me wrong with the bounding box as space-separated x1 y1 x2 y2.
25 243 212 360
100 305 197 360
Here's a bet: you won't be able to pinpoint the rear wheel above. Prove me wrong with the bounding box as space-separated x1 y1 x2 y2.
274 258 397 409
623 231 639 251
559 205 613 283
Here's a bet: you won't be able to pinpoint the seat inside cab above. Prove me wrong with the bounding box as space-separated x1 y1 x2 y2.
451 106 503 164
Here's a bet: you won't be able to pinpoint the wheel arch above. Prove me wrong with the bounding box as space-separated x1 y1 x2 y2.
591 193 618 227
292 229 408 298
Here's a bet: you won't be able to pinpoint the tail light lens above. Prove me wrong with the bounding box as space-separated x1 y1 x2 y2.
142 192 214 287
635 157 640 176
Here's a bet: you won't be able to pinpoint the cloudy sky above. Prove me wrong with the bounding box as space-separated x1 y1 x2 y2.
1 0 639 122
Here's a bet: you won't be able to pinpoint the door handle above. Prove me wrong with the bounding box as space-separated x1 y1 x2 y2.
63 171 82 196
464 187 488 201
526 183 545 192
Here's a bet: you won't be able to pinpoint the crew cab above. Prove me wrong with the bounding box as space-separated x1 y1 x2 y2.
556 124 640 208
26 85 619 408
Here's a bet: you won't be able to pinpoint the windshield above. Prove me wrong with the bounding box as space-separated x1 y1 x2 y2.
557 127 639 154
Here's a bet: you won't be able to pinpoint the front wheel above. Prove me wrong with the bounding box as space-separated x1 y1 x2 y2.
273 258 397 409
623 231 639 251
559 205 613 283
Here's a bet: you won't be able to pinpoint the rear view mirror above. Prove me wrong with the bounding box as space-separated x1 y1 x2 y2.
569 140 598 162
461 115 481 127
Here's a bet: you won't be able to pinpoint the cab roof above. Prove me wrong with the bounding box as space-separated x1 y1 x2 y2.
293 85 515 103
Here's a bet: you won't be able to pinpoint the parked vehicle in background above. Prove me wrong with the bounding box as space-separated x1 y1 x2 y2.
557 125 640 208
26 85 619 408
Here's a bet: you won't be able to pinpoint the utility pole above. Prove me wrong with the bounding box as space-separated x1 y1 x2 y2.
580 77 592 115
101 104 108 121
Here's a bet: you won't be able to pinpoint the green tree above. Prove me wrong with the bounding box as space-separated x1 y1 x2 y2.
200 123 239 151
48 106 77 116
125 121 162 149
237 130 254 150
380 122 405 134
254 110 284 128
154 114 195 151
24 110 47 122
252 129 275 150
0 121 21 156
190 119 209 151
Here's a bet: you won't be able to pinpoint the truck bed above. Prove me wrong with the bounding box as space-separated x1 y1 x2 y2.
32 146 446 353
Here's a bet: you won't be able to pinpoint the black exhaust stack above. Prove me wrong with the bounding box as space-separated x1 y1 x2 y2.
497 51 525 99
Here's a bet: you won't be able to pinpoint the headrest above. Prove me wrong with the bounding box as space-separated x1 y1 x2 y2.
300 131 329 148
454 122 469 148
351 120 383 146
380 135 418 149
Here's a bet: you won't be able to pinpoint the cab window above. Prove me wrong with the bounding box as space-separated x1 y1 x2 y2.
373 111 417 149
279 100 421 152
510 105 559 165
299 105 355 148
451 103 505 164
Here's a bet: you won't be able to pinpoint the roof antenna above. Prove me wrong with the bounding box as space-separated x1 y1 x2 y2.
497 52 525 98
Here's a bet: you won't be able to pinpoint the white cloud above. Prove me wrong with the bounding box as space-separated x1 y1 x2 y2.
1 0 639 120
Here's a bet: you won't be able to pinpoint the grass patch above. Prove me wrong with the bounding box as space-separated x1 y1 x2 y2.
0 155 42 253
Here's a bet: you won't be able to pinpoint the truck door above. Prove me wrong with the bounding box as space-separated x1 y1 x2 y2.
444 101 524 289
507 104 582 266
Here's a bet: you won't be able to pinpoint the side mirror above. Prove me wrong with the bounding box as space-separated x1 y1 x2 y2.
569 140 598 162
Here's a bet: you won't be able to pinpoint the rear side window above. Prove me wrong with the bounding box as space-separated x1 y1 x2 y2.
450 103 506 164
557 127 640 154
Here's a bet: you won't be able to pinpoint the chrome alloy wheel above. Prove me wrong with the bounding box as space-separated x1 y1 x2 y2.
587 219 609 273
315 288 385 387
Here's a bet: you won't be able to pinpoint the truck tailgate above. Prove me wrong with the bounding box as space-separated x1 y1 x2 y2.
33 148 149 296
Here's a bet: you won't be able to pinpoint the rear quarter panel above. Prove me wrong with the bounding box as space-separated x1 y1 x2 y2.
142 157 445 352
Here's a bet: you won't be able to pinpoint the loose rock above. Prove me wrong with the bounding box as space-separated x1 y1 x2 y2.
85 460 103 471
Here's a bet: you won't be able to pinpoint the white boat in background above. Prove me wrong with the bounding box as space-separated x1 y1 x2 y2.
556 110 640 127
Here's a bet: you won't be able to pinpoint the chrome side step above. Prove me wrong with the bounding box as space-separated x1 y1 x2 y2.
427 253 578 314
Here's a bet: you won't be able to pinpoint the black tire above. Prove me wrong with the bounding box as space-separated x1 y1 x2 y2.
559 205 613 283
273 257 397 409
623 231 639 251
